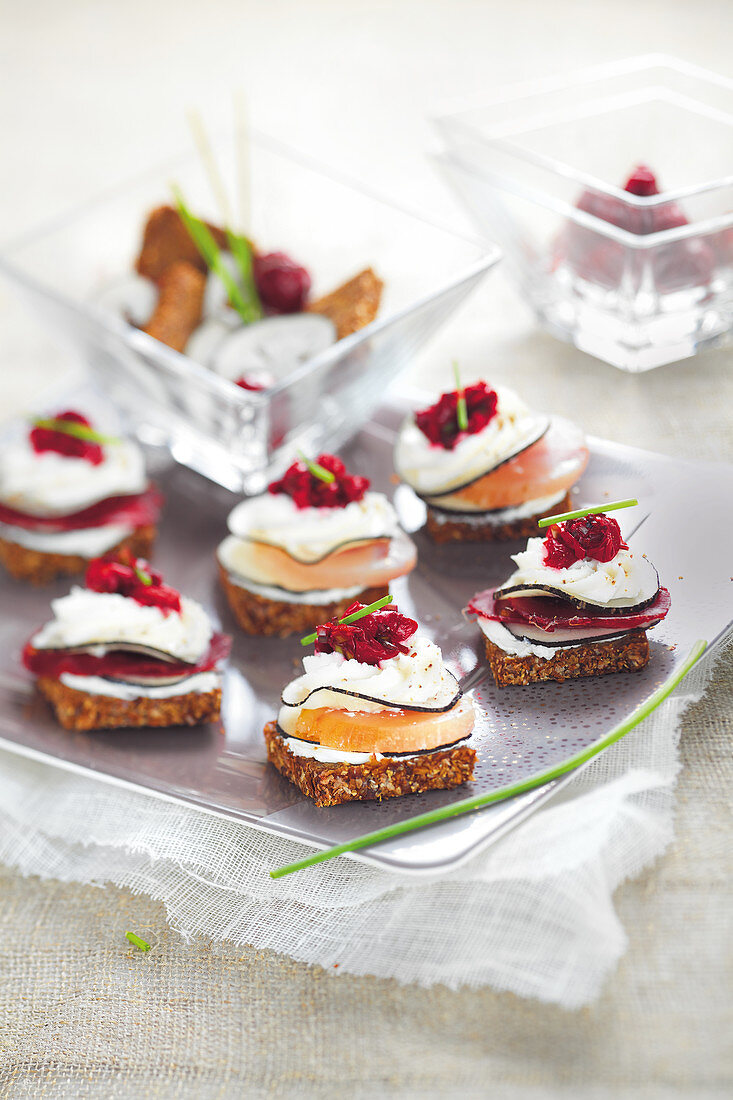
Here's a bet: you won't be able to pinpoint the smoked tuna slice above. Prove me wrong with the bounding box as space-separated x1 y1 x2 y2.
0 487 162 533
23 632 231 682
425 417 589 511
293 695 475 755
466 586 671 633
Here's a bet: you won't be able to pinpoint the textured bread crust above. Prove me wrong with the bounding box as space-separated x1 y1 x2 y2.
426 492 572 544
308 267 384 340
36 676 221 731
219 564 388 637
0 525 157 586
142 260 206 352
135 205 229 282
483 629 650 687
264 722 476 807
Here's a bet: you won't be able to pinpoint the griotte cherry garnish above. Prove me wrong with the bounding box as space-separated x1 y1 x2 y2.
575 165 687 235
85 550 181 614
565 164 716 289
268 454 369 510
314 602 418 665
253 251 311 314
30 410 104 466
543 513 627 569
623 164 659 198
415 381 499 450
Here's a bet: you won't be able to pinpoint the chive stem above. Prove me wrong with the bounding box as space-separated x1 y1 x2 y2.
172 187 261 325
227 228 262 319
300 593 394 647
270 639 707 878
537 498 638 529
452 361 468 431
296 450 336 485
125 931 151 951
133 563 153 587
32 418 120 446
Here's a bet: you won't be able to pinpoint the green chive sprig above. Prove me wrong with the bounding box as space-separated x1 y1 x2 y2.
452 360 468 431
296 451 336 484
270 639 707 878
133 563 153 587
300 593 394 647
537 498 638 529
172 186 262 325
226 228 261 317
125 931 151 952
32 418 121 446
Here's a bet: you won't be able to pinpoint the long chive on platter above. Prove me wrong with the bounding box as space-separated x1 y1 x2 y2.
537 497 638 528
0 388 730 875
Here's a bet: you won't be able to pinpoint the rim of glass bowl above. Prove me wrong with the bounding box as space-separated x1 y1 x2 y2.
433 54 733 244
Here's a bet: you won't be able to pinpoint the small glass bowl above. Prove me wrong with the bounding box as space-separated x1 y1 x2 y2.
434 55 733 372
0 132 498 492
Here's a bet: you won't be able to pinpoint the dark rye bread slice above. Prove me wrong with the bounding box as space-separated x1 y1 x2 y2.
426 492 572 544
0 524 157 586
307 267 383 340
142 260 206 352
36 675 222 731
218 563 388 637
483 629 649 687
264 722 476 808
135 205 229 283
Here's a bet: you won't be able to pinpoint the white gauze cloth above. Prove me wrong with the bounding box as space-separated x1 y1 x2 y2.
0 650 722 1010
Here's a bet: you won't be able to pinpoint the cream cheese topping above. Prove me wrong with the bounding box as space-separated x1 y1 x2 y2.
280 736 381 764
278 635 459 736
0 521 133 557
497 537 659 608
477 616 570 660
426 489 566 521
395 385 548 497
59 670 220 700
225 490 400 562
281 730 476 765
31 587 213 664
0 437 147 517
217 527 415 594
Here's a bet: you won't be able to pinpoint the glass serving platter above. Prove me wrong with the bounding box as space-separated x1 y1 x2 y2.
0 388 730 875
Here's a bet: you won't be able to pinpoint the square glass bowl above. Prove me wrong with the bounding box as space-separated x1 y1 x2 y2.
434 55 733 372
0 132 498 492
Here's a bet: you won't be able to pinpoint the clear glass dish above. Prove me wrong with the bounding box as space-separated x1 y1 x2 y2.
434 55 733 372
0 131 498 491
